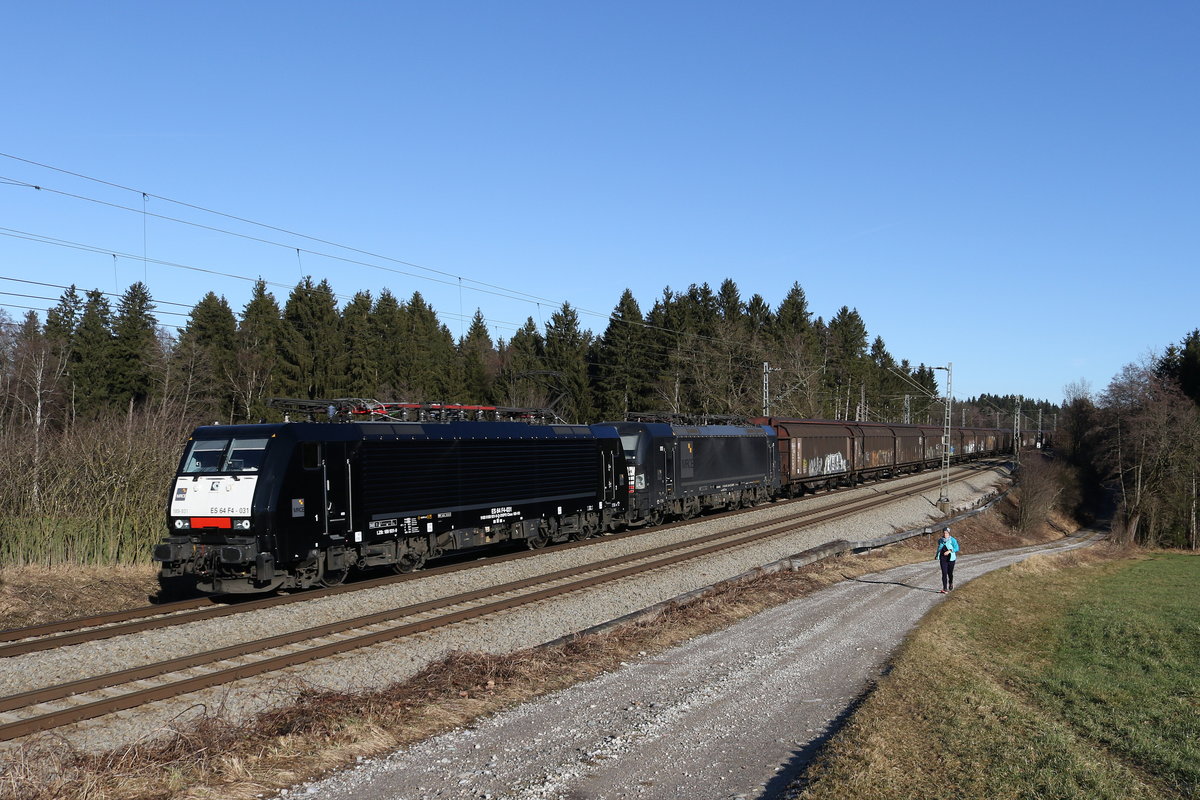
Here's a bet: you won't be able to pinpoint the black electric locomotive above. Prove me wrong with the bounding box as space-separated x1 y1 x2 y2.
608 421 780 525
154 420 628 593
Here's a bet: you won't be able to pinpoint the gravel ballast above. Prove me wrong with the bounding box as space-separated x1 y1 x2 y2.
1 466 1008 753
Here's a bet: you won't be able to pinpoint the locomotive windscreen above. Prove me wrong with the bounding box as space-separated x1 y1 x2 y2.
619 434 642 463
180 437 271 473
359 437 599 517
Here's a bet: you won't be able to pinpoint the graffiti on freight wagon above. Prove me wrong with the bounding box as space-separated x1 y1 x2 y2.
801 452 848 476
861 449 896 468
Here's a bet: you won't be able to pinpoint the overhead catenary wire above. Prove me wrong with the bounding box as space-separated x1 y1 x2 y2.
0 157 596 316
0 228 525 336
0 221 774 372
0 302 187 333
0 282 528 379
0 176 548 309
0 154 785 358
0 164 966 425
0 153 949 408
0 275 194 309
0 290 189 318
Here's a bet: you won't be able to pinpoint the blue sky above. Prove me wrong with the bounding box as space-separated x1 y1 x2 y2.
2 1 1196 406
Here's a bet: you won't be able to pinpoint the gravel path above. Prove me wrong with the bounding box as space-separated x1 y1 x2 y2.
281 530 1097 800
1 466 1007 753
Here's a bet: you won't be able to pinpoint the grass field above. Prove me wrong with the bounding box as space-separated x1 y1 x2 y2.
792 548 1200 800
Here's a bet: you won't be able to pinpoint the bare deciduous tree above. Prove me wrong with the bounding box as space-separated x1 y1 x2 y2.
1015 452 1064 533
1098 360 1200 547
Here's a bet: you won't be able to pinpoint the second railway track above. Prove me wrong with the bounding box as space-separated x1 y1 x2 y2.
0 461 1008 748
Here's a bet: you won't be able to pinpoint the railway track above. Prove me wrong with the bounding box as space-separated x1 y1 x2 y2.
0 460 1004 655
0 462 1004 744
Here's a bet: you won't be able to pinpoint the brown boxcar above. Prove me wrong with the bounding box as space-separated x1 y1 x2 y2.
753 419 853 494
892 424 924 469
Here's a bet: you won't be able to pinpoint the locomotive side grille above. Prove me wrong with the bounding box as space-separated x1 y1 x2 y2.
359 438 598 517
688 435 775 482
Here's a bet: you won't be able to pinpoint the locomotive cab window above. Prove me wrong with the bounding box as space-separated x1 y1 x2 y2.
182 439 227 473
181 437 270 473
225 438 269 471
619 434 643 465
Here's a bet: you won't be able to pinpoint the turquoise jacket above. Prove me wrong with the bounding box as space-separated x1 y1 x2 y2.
936 535 959 562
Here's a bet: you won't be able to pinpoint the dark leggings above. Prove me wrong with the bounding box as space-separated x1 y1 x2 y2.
940 556 955 590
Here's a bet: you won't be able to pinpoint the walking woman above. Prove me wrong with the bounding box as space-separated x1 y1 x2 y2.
936 528 959 593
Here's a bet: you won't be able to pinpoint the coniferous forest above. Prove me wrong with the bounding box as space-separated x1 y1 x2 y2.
3 272 1159 567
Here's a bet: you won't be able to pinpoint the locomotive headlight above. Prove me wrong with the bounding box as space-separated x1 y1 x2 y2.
234 518 252 530
173 518 190 530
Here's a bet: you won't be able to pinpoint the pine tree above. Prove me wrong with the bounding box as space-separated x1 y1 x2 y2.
709 279 755 414
825 306 869 419
773 282 814 348
459 309 497 405
747 293 774 363
371 289 408 398
499 317 547 408
544 302 594 423
173 292 237 421
44 285 83 357
596 289 649 419
643 289 689 413
716 279 745 329
110 282 161 412
234 280 284 421
278 277 344 400
771 282 821 417
1160 329 1200 408
69 289 116 417
911 364 940 421
867 335 904 422
402 292 457 401
341 291 376 397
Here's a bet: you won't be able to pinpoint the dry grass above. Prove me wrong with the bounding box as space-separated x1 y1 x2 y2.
0 410 194 569
789 541 1167 800
0 564 159 631
0 506 1079 800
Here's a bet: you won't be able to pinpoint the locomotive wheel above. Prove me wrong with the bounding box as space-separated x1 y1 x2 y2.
393 553 427 573
569 522 597 542
527 520 556 549
319 567 349 588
